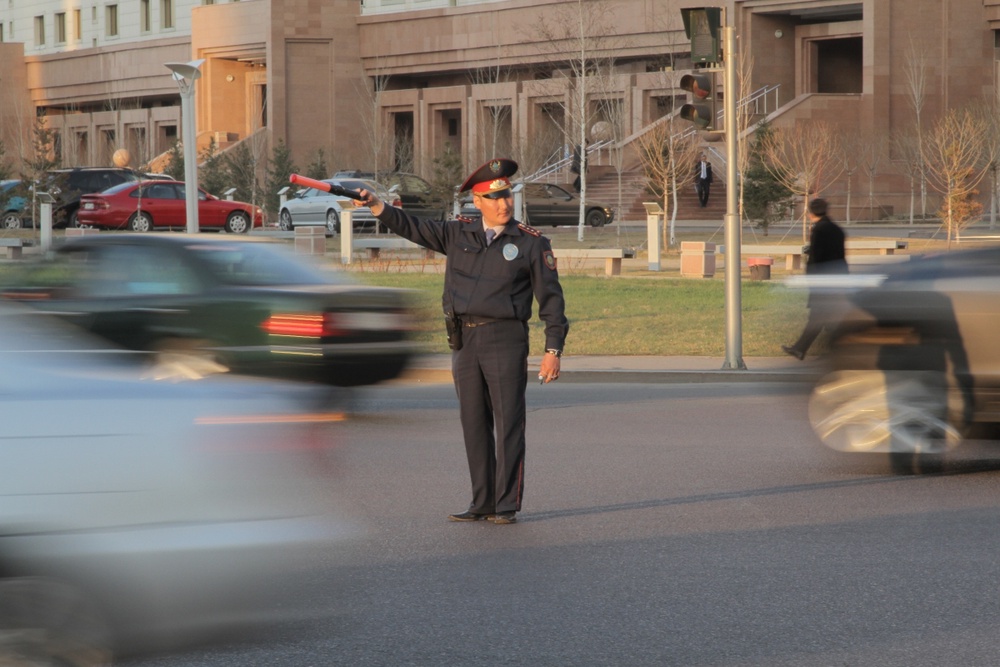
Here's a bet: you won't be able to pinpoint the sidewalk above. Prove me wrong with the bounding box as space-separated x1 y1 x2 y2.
396 353 824 385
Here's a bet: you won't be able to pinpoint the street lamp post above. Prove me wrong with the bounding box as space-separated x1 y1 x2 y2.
165 59 205 234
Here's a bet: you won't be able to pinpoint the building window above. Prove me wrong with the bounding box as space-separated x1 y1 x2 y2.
73 9 81 40
55 12 66 43
140 0 150 32
162 0 174 29
203 0 215 4
34 15 44 46
106 5 118 37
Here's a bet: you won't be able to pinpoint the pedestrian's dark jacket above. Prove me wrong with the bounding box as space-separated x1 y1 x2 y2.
806 215 847 275
375 205 569 351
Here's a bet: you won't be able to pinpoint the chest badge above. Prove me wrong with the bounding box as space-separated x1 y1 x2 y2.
502 243 519 261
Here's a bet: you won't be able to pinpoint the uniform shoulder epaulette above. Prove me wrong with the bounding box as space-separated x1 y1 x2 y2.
518 221 542 237
457 215 476 223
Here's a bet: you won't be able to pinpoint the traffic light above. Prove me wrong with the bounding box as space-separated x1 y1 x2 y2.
680 7 722 64
679 71 717 130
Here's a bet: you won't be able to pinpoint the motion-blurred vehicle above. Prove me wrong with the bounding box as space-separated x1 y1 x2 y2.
0 234 417 387
1 179 29 229
805 247 1000 473
0 303 352 661
334 171 448 221
460 182 614 227
45 167 142 228
76 180 264 233
279 178 398 234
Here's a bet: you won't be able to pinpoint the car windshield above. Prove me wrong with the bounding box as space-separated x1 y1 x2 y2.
102 181 139 196
185 241 351 286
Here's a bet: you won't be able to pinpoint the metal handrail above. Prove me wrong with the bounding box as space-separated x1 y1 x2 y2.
520 84 781 185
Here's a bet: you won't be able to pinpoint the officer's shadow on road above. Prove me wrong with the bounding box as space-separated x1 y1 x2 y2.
527 460 1000 522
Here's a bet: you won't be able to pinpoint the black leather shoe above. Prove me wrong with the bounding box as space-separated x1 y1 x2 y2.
781 345 805 361
448 511 492 522
491 512 517 524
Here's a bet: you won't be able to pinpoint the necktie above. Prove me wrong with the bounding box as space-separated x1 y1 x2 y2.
486 229 496 245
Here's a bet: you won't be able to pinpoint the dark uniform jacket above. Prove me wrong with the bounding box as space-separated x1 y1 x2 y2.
375 206 569 351
806 216 847 275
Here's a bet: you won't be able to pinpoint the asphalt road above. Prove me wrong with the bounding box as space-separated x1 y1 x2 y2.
123 381 1000 667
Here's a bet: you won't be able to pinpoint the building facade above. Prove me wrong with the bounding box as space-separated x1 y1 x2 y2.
2 0 1000 217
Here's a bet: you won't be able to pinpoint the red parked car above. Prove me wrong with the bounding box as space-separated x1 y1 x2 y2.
77 180 264 233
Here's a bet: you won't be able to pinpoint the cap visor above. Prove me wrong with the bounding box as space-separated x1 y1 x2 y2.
479 189 512 199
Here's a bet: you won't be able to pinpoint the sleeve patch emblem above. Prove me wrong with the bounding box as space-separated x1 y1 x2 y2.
543 250 557 270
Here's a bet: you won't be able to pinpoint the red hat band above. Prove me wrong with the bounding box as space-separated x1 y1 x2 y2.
471 177 512 195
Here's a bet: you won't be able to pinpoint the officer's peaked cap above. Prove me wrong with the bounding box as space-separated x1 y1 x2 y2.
459 158 519 195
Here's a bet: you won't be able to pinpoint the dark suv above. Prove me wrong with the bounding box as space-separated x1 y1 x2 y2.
46 167 141 228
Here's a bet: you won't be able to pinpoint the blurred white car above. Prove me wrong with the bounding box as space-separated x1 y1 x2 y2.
279 178 398 234
0 305 353 662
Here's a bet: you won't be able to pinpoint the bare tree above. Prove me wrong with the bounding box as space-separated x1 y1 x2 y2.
589 58 631 237
354 60 392 179
858 130 888 223
971 98 1000 230
903 36 929 218
635 118 699 248
533 0 616 241
759 121 843 242
834 130 862 224
469 43 514 164
892 132 923 225
735 47 755 228
923 107 990 244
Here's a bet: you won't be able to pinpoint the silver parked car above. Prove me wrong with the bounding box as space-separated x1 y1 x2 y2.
279 178 397 234
0 304 354 661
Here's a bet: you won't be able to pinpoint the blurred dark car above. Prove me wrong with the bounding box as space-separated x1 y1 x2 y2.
0 234 417 387
77 180 264 233
1 179 29 229
460 182 615 227
334 171 448 220
806 248 1000 473
0 302 352 660
45 167 141 228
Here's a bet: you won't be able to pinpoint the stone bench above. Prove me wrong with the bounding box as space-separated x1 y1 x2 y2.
0 238 25 259
554 248 635 276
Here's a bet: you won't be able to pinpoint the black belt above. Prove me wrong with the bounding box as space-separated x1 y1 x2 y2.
461 315 504 327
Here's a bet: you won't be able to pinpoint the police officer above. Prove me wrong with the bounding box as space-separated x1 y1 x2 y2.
356 158 568 525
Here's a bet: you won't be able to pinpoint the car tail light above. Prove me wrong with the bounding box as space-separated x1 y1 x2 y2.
261 311 413 338
391 197 402 208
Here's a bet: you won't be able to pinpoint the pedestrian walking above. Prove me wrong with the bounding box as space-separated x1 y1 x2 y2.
782 197 847 360
356 158 569 525
694 153 713 207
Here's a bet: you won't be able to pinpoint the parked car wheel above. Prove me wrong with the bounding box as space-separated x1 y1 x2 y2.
128 211 154 232
326 209 340 235
586 209 607 227
279 210 293 231
2 211 23 229
67 209 81 228
0 575 114 667
225 211 251 234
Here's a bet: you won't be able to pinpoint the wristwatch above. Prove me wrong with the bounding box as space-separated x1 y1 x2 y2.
545 348 563 358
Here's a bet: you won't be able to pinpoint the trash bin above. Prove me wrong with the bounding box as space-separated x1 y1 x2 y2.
747 257 773 281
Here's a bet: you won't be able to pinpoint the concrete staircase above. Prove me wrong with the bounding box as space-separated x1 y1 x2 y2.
581 167 728 224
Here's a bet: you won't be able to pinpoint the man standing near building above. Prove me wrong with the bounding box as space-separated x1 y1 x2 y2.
695 153 713 207
355 158 569 525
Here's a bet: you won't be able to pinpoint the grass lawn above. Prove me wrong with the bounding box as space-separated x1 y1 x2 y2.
353 271 807 357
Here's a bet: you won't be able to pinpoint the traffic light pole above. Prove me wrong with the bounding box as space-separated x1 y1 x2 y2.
721 24 745 370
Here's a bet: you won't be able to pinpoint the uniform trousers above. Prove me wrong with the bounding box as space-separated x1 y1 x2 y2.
451 318 529 515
